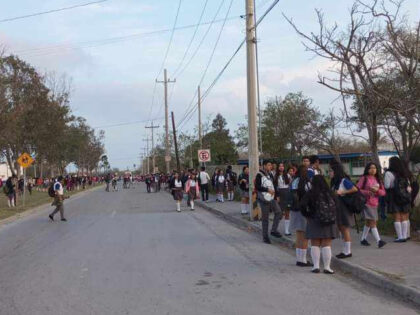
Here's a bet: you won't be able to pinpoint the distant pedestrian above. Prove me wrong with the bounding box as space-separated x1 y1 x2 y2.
185 173 200 211
256 161 282 244
145 175 152 193
299 175 337 274
384 157 412 242
238 166 250 215
112 174 118 191
170 172 184 212
105 173 111 192
215 170 226 202
357 162 386 248
49 176 68 222
5 175 17 208
275 163 292 236
225 165 237 201
198 166 210 202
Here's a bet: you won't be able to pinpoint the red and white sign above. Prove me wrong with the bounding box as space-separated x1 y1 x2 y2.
198 150 211 163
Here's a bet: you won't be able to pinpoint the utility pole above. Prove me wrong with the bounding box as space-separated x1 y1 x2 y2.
246 0 259 221
198 85 202 149
145 122 160 173
156 69 176 174
142 139 150 174
171 112 181 173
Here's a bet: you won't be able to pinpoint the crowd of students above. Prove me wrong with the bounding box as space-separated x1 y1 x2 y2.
166 155 418 275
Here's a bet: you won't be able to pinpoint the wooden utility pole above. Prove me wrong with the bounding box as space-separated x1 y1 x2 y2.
145 122 160 173
246 0 259 221
142 139 150 174
198 85 202 149
171 111 181 173
156 69 176 174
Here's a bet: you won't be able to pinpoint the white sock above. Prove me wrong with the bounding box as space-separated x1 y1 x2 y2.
311 246 320 270
401 221 408 240
371 227 381 243
190 201 194 210
176 202 181 211
285 220 290 234
394 222 403 239
12 199 15 207
322 247 333 272
344 242 351 255
296 248 302 262
240 204 246 214
406 221 411 238
302 249 308 264
221 195 224 202
7 200 11 208
362 226 370 241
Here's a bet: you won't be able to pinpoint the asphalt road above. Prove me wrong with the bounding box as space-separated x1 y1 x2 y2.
0 184 418 315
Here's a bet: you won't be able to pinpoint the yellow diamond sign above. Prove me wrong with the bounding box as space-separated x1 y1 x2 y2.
17 153 34 169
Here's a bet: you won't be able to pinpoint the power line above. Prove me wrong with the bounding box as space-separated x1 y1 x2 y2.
0 0 108 23
178 0 280 131
93 117 164 129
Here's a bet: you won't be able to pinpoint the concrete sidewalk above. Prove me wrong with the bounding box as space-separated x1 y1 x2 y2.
197 196 420 308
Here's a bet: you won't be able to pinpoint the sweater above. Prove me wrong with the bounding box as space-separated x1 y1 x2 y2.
357 175 385 208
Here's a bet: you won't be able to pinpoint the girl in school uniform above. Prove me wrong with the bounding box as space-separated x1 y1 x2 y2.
329 161 358 259
238 166 250 215
185 173 200 211
170 172 184 212
275 163 292 236
357 162 386 248
299 175 338 274
216 170 226 202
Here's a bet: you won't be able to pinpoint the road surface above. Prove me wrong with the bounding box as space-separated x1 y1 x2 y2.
0 184 417 315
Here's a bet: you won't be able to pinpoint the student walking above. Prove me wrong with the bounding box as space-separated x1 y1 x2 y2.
185 173 200 211
198 167 210 202
49 176 68 222
275 163 292 235
299 175 337 274
357 163 386 248
329 161 358 259
256 161 282 244
238 166 250 215
384 157 413 242
290 165 312 266
170 172 184 212
216 170 226 202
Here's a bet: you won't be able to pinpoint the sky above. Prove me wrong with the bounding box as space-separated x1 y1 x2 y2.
1 0 419 170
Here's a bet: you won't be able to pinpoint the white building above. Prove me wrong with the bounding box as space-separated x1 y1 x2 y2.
0 162 22 181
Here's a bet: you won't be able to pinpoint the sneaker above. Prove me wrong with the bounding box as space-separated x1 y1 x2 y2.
311 268 320 274
48 214 54 221
336 253 352 259
323 269 335 275
378 240 386 248
360 239 370 246
263 237 271 244
270 231 282 238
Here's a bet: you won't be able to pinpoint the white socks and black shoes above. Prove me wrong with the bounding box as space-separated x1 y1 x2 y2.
394 222 406 242
322 247 334 274
284 220 291 236
311 246 321 273
190 201 195 211
176 202 181 212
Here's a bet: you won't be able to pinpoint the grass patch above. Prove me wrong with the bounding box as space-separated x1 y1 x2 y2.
0 184 103 221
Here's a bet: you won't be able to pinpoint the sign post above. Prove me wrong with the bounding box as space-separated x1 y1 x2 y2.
17 153 34 207
198 150 211 164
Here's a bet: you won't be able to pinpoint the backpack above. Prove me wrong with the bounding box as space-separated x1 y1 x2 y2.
315 193 337 225
341 188 366 214
48 183 56 198
230 172 238 185
393 176 411 206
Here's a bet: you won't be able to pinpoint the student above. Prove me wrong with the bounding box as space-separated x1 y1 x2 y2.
308 155 322 179
290 165 312 266
357 162 386 248
5 175 17 208
211 168 220 189
185 173 200 211
329 161 358 259
112 174 118 191
170 172 184 212
299 175 337 274
275 163 292 235
238 166 250 215
216 170 226 202
225 165 237 201
302 156 311 169
255 161 282 244
199 167 210 202
49 176 69 222
384 157 412 242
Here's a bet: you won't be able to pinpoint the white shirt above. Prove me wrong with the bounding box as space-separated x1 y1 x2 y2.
277 174 290 189
218 175 225 183
190 180 196 187
174 179 182 188
384 171 395 189
54 182 64 196
199 172 210 185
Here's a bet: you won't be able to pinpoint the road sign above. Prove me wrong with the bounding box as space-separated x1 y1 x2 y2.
198 150 211 163
17 153 34 169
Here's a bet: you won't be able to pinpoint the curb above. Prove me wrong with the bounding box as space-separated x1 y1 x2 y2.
196 200 420 309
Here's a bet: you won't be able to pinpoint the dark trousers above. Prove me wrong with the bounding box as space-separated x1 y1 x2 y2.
146 183 151 193
51 204 64 220
260 199 282 239
201 184 209 201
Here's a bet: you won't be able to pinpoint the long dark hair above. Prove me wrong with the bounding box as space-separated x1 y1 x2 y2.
388 156 410 179
275 163 290 185
363 162 383 185
330 161 349 190
296 165 309 198
309 175 332 203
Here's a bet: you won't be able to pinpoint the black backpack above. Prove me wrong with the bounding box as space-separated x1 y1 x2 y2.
315 193 337 225
230 172 238 185
341 188 366 214
393 176 411 206
48 183 56 198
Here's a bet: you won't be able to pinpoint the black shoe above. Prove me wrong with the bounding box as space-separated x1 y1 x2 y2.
360 239 370 246
48 214 54 221
311 268 320 273
61 218 67 222
394 238 406 243
190 208 195 211
323 269 335 275
336 253 352 259
263 238 271 244
378 240 386 248
270 231 282 238
285 233 292 236
406 237 411 241
296 261 313 267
